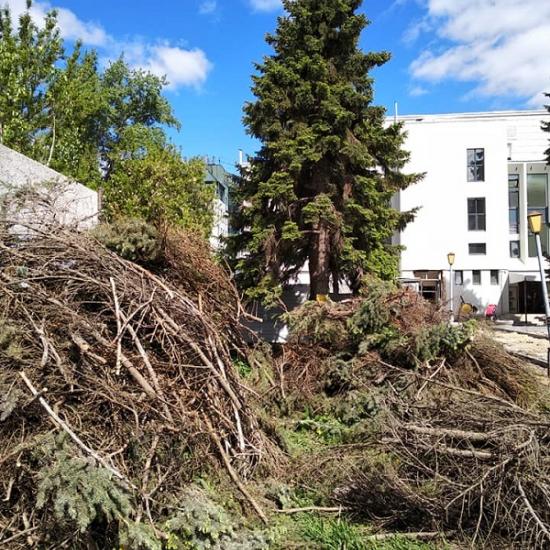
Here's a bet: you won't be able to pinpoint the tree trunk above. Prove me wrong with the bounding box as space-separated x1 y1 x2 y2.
309 221 330 300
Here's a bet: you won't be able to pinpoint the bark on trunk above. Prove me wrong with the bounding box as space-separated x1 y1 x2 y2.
307 160 332 300
309 221 330 300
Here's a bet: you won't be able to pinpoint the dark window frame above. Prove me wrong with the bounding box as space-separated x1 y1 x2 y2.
527 173 549 257
510 240 520 258
469 243 487 255
508 174 520 234
490 270 499 285
468 197 486 231
454 270 463 285
472 270 482 285
467 148 485 182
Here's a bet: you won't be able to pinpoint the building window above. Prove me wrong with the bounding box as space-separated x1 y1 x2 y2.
527 173 549 257
469 243 486 255
490 270 499 285
472 270 481 285
468 198 486 230
508 174 519 234
467 148 485 182
455 270 463 285
216 182 227 204
510 240 520 258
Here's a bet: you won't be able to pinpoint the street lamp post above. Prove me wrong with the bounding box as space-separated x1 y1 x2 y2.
447 252 456 322
527 212 550 376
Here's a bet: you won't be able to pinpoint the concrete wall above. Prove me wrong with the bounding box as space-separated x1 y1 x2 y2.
0 144 99 229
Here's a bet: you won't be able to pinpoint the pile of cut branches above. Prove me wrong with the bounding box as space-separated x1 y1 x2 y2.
335 357 550 549
276 278 474 402
275 283 550 547
93 219 250 344
0 221 270 548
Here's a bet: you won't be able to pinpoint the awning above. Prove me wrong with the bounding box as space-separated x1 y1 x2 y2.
508 272 539 284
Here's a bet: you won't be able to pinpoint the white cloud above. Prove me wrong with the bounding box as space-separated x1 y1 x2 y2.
409 0 550 106
409 85 428 97
2 0 108 45
249 0 282 12
139 46 212 89
0 0 212 89
199 1 217 15
55 7 108 45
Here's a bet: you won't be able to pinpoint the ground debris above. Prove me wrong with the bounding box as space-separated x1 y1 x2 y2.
274 286 550 549
0 220 271 548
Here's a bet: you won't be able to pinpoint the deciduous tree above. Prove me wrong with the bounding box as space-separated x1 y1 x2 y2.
103 126 214 238
0 1 178 188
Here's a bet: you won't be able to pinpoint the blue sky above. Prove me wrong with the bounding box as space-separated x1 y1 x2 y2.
5 0 550 169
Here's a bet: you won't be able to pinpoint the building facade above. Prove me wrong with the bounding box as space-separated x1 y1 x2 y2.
395 110 550 316
204 162 231 248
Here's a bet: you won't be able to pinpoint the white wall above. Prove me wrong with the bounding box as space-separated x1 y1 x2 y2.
210 197 229 249
397 110 550 313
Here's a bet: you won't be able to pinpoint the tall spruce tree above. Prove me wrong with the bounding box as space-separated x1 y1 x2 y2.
228 0 421 303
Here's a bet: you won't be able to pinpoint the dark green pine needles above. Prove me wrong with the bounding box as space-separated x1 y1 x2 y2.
227 0 421 305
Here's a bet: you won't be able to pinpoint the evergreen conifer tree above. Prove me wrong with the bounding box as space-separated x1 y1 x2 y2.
228 0 421 303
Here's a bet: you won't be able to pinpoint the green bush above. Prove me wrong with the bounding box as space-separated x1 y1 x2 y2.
93 219 162 264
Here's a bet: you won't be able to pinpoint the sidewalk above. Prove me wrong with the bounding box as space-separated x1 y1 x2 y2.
493 324 549 340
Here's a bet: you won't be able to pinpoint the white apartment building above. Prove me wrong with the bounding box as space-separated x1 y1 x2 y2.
395 110 550 316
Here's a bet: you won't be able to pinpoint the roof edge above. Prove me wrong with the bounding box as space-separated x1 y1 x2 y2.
388 109 548 123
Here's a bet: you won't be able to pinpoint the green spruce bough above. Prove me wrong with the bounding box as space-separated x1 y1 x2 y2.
228 0 421 304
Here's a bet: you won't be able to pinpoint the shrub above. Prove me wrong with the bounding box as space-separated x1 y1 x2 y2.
93 218 162 264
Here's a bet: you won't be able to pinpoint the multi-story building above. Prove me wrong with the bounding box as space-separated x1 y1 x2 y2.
204 161 232 248
395 110 550 316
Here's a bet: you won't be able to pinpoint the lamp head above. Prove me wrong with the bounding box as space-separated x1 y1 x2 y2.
528 212 543 234
447 252 455 267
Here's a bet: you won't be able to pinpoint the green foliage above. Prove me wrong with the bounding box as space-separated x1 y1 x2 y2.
0 1 180 194
295 409 349 444
0 1 62 156
233 357 253 378
0 385 23 421
356 315 475 368
227 0 421 301
165 485 235 547
349 278 396 336
300 516 367 549
93 219 162 263
300 516 439 550
164 485 271 549
413 320 477 363
0 318 24 361
287 278 476 368
46 47 106 187
103 129 214 237
120 522 163 550
36 436 133 533
285 301 350 349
